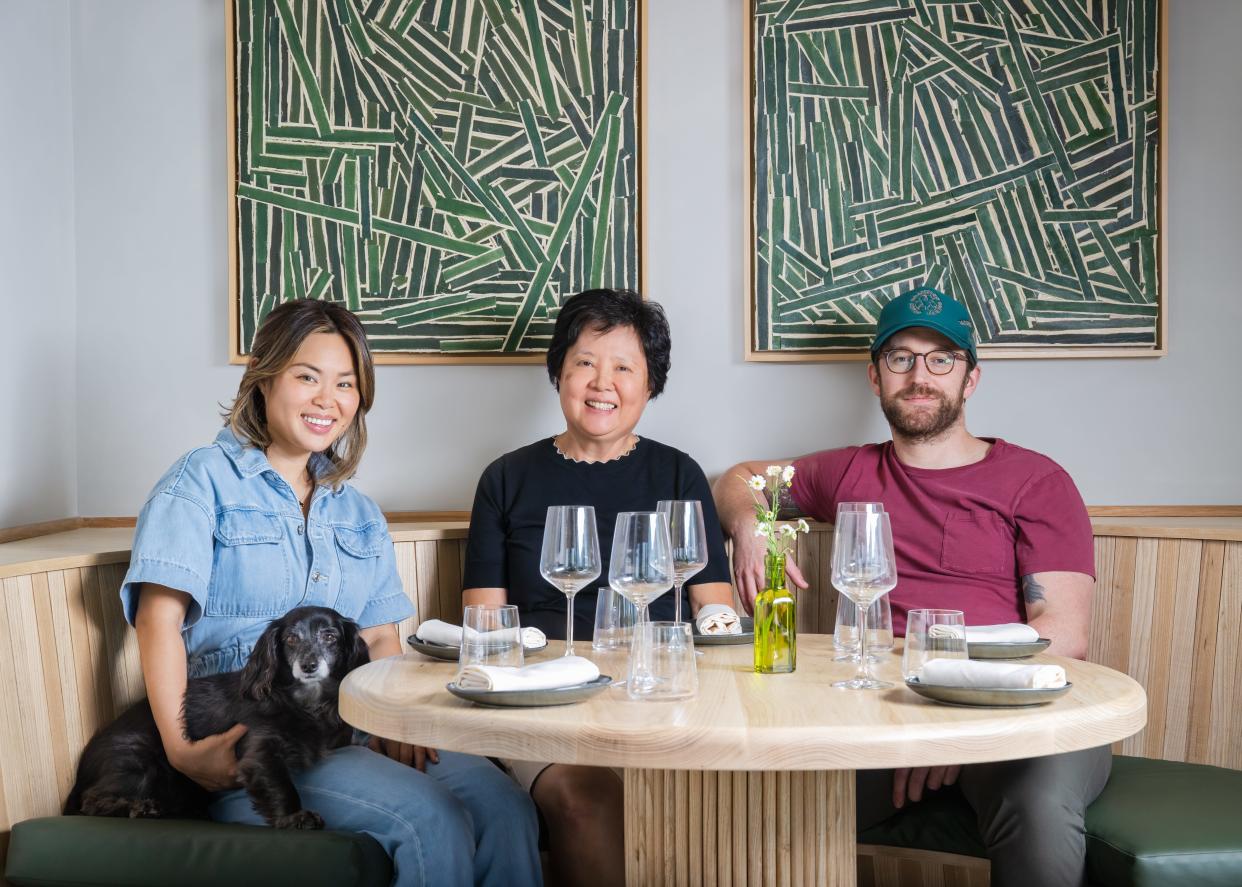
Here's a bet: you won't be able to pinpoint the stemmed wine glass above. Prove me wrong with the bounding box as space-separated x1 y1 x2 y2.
830 509 898 689
609 512 674 695
539 505 601 657
833 502 887 664
656 500 707 625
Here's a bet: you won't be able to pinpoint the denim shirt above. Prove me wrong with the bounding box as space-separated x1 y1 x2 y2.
120 428 414 678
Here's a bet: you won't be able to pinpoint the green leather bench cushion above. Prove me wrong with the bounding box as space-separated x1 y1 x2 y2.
1085 756 1242 887
858 755 1242 887
4 816 392 887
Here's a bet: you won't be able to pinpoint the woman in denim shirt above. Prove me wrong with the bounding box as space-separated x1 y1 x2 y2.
118 300 540 887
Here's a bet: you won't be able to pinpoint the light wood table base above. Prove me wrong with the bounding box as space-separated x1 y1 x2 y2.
624 768 855 887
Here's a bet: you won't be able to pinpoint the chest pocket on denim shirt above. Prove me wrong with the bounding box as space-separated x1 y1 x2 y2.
940 511 1014 575
333 522 389 617
206 510 294 617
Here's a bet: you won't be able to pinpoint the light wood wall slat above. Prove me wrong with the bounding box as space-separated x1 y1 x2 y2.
1188 542 1225 763
62 567 101 739
8 575 62 824
1120 538 1157 757
77 566 115 724
1163 541 1202 760
0 579 28 842
1215 544 1242 770
30 572 74 804
45 570 85 800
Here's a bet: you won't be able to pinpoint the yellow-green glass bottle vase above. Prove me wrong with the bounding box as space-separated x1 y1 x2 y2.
754 553 796 673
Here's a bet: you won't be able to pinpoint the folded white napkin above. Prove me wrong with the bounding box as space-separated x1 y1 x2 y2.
696 604 742 635
456 655 601 692
918 658 1067 689
928 622 1040 644
415 619 546 650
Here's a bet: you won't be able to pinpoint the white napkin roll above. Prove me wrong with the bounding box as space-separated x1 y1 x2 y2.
518 627 548 649
927 622 1040 644
414 619 464 646
415 620 547 650
696 604 742 635
919 658 1067 689
456 655 601 692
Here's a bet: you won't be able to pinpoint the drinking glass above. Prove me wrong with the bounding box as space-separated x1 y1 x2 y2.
627 622 698 701
609 511 674 695
830 510 898 689
459 605 523 673
902 609 967 680
657 500 708 624
593 585 637 651
833 593 893 662
539 505 602 657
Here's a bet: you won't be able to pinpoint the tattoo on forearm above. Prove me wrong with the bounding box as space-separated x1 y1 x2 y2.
1022 574 1046 605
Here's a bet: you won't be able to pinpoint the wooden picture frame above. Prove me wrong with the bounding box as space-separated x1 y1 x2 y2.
743 0 1167 362
228 0 645 365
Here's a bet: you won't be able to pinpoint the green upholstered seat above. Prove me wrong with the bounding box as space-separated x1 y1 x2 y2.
4 816 392 887
858 755 1242 887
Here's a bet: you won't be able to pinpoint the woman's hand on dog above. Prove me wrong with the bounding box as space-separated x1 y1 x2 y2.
368 735 439 772
168 723 249 791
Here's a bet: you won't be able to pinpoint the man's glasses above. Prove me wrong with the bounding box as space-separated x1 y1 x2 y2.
879 348 968 375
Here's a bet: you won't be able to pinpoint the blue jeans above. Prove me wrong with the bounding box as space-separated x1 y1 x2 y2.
209 746 541 887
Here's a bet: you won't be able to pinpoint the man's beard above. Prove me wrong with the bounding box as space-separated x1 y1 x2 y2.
880 379 967 442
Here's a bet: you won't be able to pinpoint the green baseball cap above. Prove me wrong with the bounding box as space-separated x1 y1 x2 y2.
871 286 976 360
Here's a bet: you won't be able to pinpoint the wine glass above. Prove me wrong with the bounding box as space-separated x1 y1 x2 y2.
609 512 674 695
832 502 889 663
656 500 707 624
830 510 898 689
539 505 601 657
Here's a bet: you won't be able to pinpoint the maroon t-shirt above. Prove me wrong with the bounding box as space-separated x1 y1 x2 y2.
791 439 1095 635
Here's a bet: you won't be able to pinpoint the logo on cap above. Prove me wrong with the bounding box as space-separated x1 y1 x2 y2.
909 289 942 315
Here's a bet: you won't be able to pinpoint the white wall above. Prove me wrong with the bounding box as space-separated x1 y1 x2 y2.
0 0 78 526
33 0 1242 519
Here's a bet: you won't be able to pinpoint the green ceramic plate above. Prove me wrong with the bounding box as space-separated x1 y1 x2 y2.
445 675 613 707
407 636 548 661
905 677 1071 707
967 638 1052 659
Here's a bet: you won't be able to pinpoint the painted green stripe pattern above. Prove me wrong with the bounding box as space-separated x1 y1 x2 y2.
232 0 640 357
750 0 1161 353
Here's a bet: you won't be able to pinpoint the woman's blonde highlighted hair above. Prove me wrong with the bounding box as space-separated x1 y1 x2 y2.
224 299 375 489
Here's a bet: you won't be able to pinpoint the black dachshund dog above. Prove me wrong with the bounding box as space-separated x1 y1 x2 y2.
64 605 370 829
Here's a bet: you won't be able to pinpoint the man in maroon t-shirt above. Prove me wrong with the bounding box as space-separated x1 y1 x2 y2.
714 287 1107 887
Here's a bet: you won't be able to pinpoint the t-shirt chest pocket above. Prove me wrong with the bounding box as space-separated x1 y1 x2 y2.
207 510 294 616
940 511 1014 575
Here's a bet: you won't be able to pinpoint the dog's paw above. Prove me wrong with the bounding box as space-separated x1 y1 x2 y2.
274 809 324 830
128 798 162 818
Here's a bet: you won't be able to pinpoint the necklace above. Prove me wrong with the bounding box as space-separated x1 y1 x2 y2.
553 433 639 464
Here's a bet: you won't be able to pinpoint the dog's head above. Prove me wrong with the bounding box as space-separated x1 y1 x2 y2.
241 606 370 702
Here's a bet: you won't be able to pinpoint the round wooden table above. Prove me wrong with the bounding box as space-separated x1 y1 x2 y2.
340 635 1146 886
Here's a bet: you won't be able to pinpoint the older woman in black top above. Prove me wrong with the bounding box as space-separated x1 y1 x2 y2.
463 289 735 887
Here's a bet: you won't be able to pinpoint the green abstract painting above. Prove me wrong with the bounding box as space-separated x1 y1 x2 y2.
746 0 1164 359
229 0 642 363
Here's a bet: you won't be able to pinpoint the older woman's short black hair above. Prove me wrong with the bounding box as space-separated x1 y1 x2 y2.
545 288 672 399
